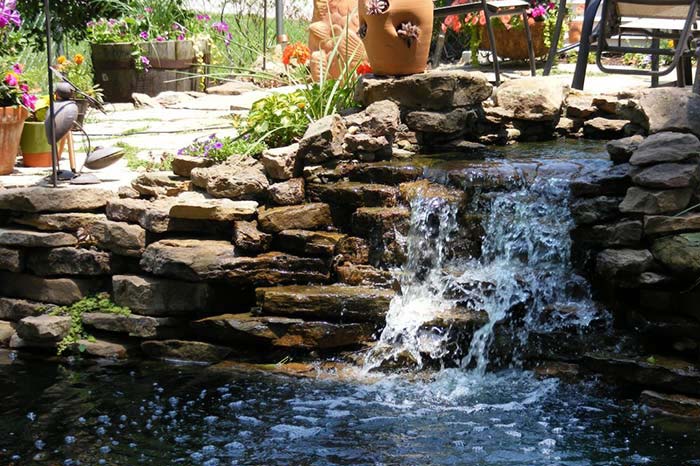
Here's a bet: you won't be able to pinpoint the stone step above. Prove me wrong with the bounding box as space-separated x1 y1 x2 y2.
0 187 116 213
0 272 107 305
0 297 54 322
307 181 399 209
12 212 106 232
112 275 212 316
82 312 184 339
192 313 375 350
345 162 424 186
0 227 77 248
640 390 700 418
141 339 231 364
256 285 395 323
274 230 347 257
26 247 117 277
582 353 700 397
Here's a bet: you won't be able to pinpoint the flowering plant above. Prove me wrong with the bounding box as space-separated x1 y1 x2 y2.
1 63 37 110
282 42 311 67
55 54 104 102
0 0 22 52
178 133 267 162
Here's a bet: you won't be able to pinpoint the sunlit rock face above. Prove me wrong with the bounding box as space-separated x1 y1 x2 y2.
308 0 367 80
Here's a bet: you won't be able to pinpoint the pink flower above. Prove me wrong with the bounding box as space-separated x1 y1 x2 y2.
11 63 22 74
144 7 153 13
4 73 17 86
156 35 165 42
212 21 229 33
139 31 149 40
177 33 185 41
21 93 37 110
20 83 28 92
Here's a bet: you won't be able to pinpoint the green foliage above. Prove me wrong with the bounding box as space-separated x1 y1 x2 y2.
117 142 173 171
49 293 131 356
178 133 267 162
246 91 309 148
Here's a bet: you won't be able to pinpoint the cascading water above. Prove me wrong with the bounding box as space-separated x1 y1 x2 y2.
364 175 601 372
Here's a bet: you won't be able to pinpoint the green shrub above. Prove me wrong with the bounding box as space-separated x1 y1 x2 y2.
245 91 309 148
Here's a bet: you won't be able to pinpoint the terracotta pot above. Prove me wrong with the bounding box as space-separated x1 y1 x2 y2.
359 0 433 76
479 20 547 60
568 20 583 44
20 121 66 168
0 106 28 175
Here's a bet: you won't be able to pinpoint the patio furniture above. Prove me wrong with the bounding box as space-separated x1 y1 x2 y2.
433 0 540 84
570 0 700 90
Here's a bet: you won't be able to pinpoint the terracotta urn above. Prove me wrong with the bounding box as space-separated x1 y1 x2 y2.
358 0 433 76
0 106 28 175
309 0 367 80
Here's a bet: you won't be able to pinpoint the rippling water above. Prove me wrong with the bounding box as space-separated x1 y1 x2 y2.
1 357 699 465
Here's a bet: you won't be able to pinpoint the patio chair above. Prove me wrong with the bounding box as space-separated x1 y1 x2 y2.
570 0 700 90
433 0 540 85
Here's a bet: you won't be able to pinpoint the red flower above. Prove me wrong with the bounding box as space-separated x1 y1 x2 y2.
356 62 373 75
282 42 311 66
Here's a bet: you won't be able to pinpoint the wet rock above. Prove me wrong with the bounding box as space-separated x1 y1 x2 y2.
73 338 130 359
220 252 330 286
297 114 346 164
82 312 180 338
276 230 347 257
571 164 631 197
257 203 332 233
356 71 492 110
336 264 395 288
629 132 700 166
651 233 700 276
15 315 71 342
569 196 623 225
619 187 693 215
112 275 212 316
268 178 305 206
307 182 398 209
644 214 700 236
131 172 191 197
493 77 566 122
405 107 478 134
583 117 632 139
193 313 375 349
171 154 214 178
141 339 231 363
261 143 301 180
595 249 655 278
399 180 466 205
140 239 233 282
0 187 115 213
334 236 370 265
346 162 423 185
89 220 147 257
631 163 700 189
0 272 106 305
352 207 410 267
448 162 535 193
583 353 700 397
0 247 22 272
12 213 106 232
0 297 53 321
256 285 395 322
640 390 700 418
169 193 257 221
637 88 700 136
233 220 272 254
191 157 269 200
0 227 77 248
571 220 643 248
565 91 597 119
26 247 113 276
606 135 644 164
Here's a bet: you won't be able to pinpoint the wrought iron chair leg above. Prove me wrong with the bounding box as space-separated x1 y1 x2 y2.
523 12 537 75
482 0 500 85
572 0 601 89
544 0 568 75
651 37 660 87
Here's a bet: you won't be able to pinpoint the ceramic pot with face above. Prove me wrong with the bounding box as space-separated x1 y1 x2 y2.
358 0 433 76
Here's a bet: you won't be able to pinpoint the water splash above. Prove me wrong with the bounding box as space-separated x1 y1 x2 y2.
364 176 600 372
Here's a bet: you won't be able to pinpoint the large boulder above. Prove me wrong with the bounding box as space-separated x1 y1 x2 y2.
583 117 632 139
82 312 180 338
26 247 113 276
233 220 272 254
191 157 269 200
356 71 492 110
0 187 115 212
405 107 478 134
112 275 212 316
571 220 643 248
0 227 77 248
307 182 399 209
141 340 231 363
89 220 147 257
0 272 105 305
645 214 700 236
569 196 623 225
275 230 347 257
168 192 257 221
140 239 233 282
493 77 567 122
606 135 645 164
268 178 305 206
257 203 333 233
218 252 331 286
131 172 191 197
15 315 71 342
651 233 700 277
637 88 700 136
297 114 347 164
344 100 401 138
619 187 693 215
631 163 700 189
629 132 700 166
595 249 655 278
260 143 301 180
12 212 106 232
0 297 55 321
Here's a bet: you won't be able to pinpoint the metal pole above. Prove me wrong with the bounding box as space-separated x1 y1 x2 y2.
44 0 58 187
276 0 287 45
263 0 267 71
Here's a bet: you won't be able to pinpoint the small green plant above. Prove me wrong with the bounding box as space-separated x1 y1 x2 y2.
49 294 131 356
117 142 173 171
245 91 310 148
178 133 267 162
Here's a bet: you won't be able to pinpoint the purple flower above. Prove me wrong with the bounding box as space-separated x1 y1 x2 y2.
530 4 547 18
144 6 153 13
140 56 151 69
212 21 229 33
225 32 232 46
156 35 165 42
177 33 185 41
196 14 210 21
213 142 223 149
86 20 96 27
11 63 22 74
21 93 37 110
139 30 149 40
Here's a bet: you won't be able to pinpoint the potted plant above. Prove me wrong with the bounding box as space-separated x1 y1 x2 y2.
19 96 67 168
1 63 37 175
86 0 212 102
358 0 434 76
54 53 103 127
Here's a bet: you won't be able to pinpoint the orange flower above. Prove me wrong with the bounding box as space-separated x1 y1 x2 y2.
73 53 84 65
57 55 67 65
356 62 373 75
282 42 311 66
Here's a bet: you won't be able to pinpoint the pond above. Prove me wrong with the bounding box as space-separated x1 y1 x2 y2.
1 356 699 465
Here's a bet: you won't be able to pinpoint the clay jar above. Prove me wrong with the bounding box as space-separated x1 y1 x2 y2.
358 0 433 76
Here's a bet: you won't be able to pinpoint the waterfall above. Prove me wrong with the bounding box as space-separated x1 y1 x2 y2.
364 177 600 373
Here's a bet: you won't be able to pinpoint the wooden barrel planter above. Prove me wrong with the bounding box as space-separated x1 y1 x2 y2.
91 39 210 102
479 20 547 60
